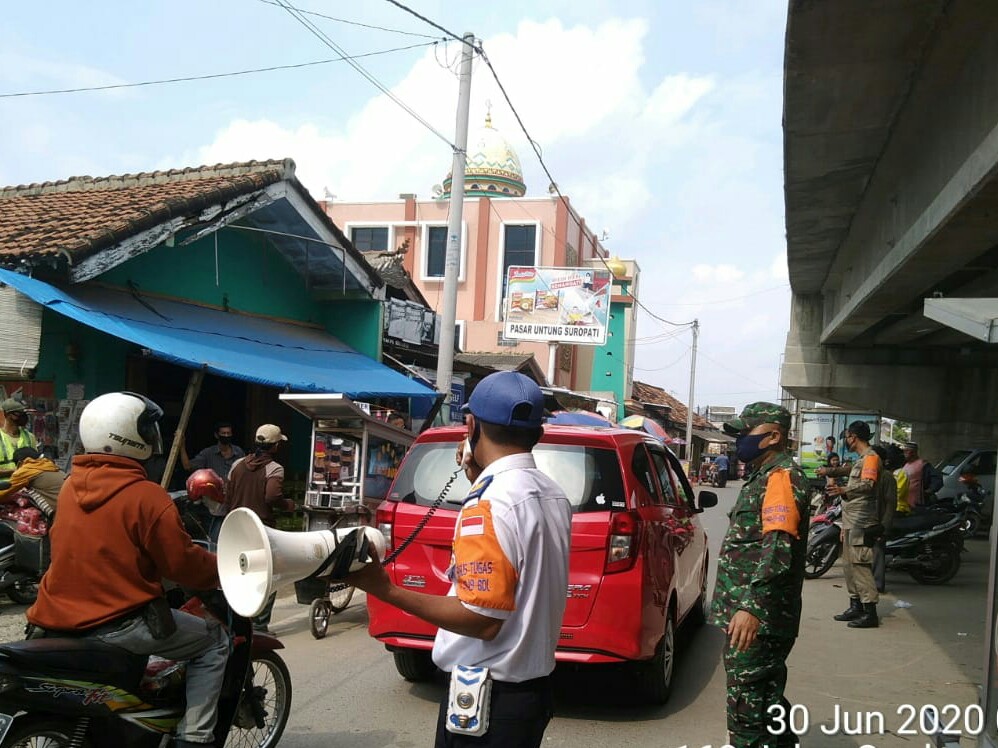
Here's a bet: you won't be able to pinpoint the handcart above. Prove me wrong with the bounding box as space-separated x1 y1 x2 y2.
278 394 413 639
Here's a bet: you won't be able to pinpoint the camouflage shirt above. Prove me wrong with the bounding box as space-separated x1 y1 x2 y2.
709 451 810 639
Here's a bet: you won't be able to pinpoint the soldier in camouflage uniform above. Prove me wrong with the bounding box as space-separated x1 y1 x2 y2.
710 402 810 748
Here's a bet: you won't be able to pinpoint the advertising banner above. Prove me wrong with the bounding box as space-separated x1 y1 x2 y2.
799 410 881 479
502 266 611 345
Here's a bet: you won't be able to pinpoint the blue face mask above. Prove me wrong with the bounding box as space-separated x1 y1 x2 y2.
735 432 771 463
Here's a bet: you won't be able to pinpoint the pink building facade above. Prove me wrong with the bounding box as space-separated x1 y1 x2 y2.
323 117 638 400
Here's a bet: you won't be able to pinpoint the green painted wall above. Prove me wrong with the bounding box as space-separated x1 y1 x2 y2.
34 309 129 399
100 230 327 324
592 295 629 415
324 299 383 359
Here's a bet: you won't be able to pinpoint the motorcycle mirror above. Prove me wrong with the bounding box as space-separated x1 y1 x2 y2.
697 490 718 511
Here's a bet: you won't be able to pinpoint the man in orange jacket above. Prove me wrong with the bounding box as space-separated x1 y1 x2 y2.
27 392 226 748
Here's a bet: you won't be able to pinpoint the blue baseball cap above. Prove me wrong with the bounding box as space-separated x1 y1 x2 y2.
462 371 545 428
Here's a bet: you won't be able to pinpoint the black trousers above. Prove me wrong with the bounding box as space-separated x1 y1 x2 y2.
434 675 553 748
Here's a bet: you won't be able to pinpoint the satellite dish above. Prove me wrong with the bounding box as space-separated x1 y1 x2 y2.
431 184 444 198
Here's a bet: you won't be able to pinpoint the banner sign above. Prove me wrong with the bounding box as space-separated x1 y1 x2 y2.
502 266 611 345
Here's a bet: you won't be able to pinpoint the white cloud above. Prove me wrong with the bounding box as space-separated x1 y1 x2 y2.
691 263 745 283
182 16 713 212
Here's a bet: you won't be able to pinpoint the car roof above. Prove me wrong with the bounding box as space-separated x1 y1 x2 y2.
414 423 660 449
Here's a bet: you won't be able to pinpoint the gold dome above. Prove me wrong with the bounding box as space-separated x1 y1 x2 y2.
441 114 526 198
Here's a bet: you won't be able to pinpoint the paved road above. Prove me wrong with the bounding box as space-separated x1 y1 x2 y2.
0 481 987 747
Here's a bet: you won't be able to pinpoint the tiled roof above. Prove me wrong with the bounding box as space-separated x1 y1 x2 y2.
0 160 294 268
455 352 546 384
630 380 712 429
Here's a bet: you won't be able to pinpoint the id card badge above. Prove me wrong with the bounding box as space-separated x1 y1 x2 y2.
446 665 492 736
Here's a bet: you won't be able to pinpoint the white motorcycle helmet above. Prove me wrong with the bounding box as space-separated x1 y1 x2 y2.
79 391 165 461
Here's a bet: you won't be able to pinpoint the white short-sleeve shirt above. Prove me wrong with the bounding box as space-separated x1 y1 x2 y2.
432 452 572 682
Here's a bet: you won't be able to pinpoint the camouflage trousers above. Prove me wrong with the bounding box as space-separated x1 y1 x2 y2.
724 635 797 748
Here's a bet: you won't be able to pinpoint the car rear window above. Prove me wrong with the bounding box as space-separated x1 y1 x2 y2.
388 442 626 512
938 450 972 475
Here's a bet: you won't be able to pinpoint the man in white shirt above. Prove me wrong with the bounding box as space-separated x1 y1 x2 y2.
349 371 572 747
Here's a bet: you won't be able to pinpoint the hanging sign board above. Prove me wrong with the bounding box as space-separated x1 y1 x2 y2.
502 266 612 345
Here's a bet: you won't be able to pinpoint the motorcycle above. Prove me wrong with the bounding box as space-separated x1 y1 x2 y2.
0 485 54 605
884 503 966 585
0 497 293 747
804 498 842 579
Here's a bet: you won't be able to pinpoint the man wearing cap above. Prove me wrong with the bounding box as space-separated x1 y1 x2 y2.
711 402 809 748
826 421 884 629
0 398 38 477
226 424 288 632
348 371 572 748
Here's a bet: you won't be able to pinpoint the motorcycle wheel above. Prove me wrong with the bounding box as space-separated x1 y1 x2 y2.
328 583 355 614
909 543 961 585
225 651 292 748
962 513 981 538
804 541 839 579
4 717 82 747
309 598 331 640
8 577 39 606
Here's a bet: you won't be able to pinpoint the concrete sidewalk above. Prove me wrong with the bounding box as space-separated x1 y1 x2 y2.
783 537 986 747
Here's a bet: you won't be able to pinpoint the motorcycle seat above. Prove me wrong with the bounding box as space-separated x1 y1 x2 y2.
0 638 147 679
890 512 957 536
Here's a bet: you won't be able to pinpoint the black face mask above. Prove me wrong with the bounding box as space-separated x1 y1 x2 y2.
7 413 26 426
217 436 233 446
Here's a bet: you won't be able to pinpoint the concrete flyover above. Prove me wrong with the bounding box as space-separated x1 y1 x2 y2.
780 0 998 458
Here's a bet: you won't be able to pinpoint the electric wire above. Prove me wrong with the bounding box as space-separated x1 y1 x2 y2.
256 0 441 39
271 0 458 150
378 1 697 330
0 42 440 99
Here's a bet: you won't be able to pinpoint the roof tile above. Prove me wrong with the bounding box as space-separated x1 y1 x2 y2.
0 159 295 266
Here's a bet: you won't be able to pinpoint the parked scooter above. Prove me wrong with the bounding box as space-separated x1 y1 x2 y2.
0 497 293 747
804 498 842 579
0 484 53 605
885 502 967 585
805 496 968 585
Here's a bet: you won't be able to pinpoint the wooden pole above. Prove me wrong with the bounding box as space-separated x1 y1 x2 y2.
161 369 204 489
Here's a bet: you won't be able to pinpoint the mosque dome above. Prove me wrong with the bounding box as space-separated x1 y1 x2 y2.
440 114 526 198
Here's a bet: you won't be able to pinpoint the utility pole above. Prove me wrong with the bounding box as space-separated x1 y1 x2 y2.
685 319 699 460
434 32 475 419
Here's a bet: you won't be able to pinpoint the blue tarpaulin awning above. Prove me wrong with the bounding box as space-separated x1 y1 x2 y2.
0 269 438 403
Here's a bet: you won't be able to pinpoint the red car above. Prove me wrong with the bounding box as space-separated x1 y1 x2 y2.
368 424 717 704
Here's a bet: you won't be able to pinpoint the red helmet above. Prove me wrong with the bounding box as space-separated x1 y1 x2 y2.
186 469 225 503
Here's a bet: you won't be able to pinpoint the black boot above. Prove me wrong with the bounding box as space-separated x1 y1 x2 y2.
848 602 879 628
833 597 862 621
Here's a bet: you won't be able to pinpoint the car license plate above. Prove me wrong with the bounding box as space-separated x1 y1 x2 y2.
0 712 13 744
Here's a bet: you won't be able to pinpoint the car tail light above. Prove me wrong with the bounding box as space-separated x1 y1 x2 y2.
606 511 641 573
376 507 394 553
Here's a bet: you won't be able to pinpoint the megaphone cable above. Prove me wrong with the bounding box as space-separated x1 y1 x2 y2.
383 466 463 565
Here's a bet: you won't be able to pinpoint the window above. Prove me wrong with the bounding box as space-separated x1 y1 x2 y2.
631 445 659 504
648 448 678 506
350 226 389 252
499 223 539 311
426 226 447 278
420 222 466 281
393 442 624 512
454 320 465 352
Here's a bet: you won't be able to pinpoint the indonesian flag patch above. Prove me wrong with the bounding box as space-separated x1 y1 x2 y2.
460 515 485 536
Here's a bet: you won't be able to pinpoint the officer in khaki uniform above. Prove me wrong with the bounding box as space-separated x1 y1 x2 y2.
710 403 810 748
827 420 883 628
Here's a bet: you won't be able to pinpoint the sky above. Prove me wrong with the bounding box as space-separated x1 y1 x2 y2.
1 0 791 413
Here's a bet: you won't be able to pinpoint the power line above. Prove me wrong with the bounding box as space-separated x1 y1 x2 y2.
382 0 470 46
271 0 457 150
256 0 441 39
382 1 694 330
0 42 437 99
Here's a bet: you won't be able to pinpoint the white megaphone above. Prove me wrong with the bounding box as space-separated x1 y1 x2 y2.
217 508 387 618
